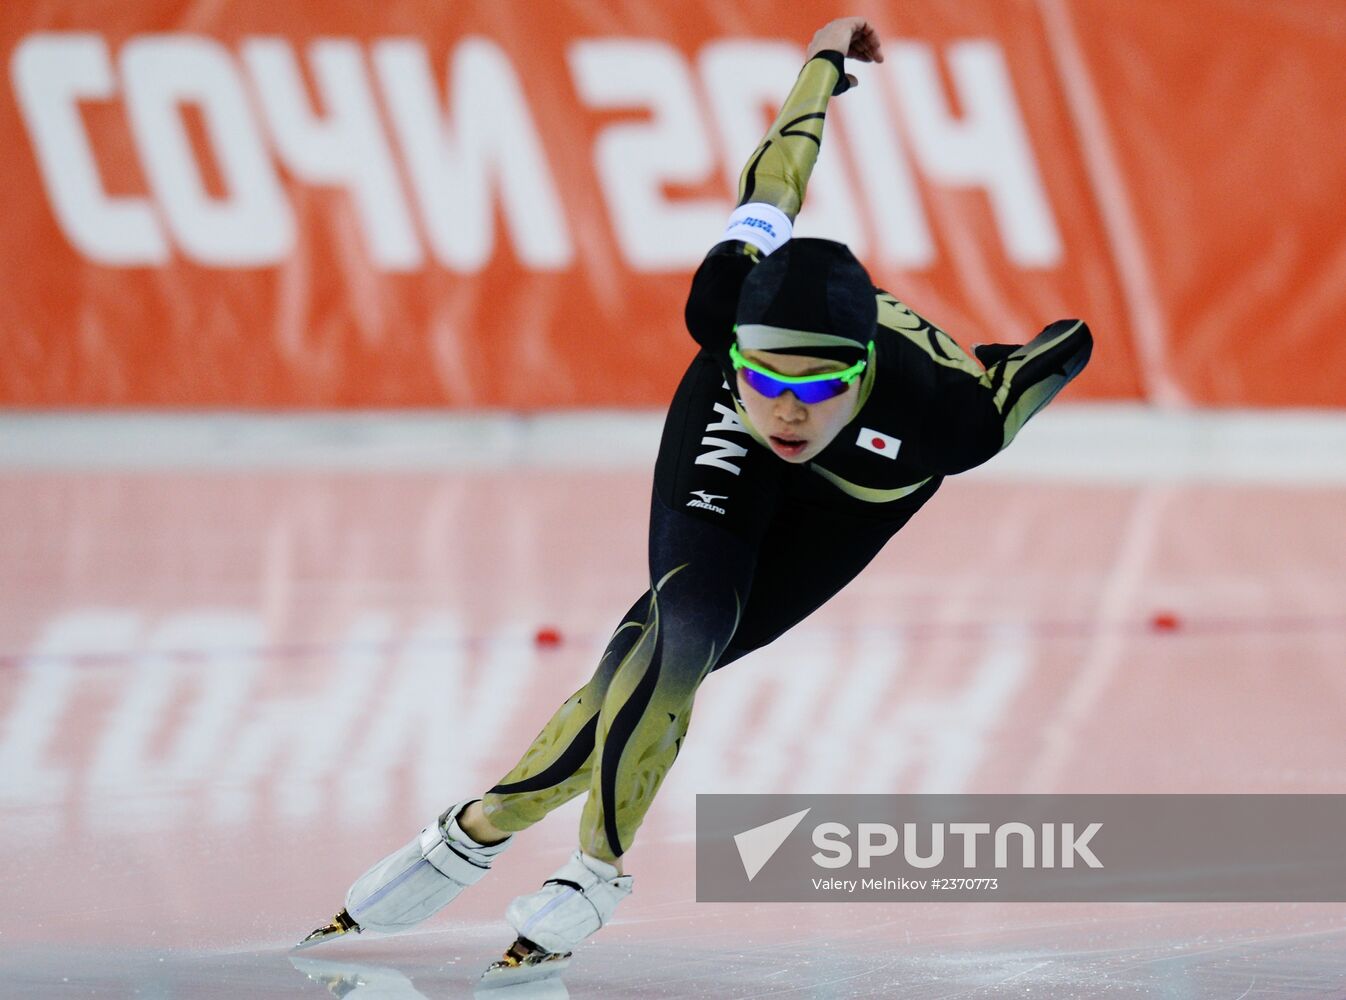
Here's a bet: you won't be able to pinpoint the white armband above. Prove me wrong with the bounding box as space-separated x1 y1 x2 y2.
720 203 792 255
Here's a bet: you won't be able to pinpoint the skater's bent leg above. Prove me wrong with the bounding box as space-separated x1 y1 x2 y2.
567 354 778 863
310 595 658 940
579 504 756 863
477 592 653 836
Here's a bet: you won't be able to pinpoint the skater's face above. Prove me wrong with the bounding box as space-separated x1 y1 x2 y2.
735 350 860 463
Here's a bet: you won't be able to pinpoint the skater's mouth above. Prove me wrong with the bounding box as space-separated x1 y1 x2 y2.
769 434 808 458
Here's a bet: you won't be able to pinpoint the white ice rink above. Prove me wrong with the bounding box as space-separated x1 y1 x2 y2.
2 406 1345 997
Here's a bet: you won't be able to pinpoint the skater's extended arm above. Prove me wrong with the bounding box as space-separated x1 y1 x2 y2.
727 18 882 238
933 318 1094 474
732 57 840 221
686 18 882 350
874 293 1093 475
974 319 1093 456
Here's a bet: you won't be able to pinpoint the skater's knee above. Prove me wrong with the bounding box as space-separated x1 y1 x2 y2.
647 571 744 657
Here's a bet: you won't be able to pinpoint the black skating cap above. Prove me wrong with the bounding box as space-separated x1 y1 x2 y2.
734 238 876 365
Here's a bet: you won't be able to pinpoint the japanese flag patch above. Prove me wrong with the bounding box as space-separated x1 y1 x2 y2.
857 427 901 459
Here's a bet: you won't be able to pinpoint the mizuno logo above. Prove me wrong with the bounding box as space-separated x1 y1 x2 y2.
687 490 728 515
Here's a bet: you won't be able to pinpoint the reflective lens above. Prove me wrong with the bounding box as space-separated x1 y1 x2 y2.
739 366 851 403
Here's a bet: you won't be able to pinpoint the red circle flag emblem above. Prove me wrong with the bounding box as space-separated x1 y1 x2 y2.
857 427 901 459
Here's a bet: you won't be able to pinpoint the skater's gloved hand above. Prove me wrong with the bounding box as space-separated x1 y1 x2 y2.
804 16 884 92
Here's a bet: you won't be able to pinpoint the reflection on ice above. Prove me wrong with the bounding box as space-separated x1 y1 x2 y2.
292 955 429 998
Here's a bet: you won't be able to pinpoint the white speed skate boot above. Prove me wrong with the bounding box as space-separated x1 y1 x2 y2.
480 849 632 986
296 799 511 949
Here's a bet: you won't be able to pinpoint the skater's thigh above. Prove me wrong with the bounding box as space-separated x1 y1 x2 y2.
645 351 785 616
715 480 937 667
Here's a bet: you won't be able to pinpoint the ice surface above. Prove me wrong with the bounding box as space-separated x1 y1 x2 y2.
2 410 1344 997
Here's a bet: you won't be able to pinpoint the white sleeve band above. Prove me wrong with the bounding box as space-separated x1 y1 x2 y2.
720 203 792 255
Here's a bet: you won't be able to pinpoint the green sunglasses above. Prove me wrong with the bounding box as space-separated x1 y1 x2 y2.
730 341 871 404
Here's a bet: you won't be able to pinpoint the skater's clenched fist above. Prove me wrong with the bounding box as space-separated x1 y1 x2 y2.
805 16 884 89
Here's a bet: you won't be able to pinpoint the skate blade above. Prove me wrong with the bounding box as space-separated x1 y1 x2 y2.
293 908 361 951
478 938 571 989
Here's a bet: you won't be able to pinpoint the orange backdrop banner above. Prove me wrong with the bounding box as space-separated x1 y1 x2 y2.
2 1 1343 408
